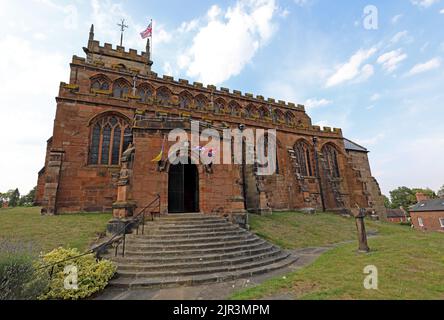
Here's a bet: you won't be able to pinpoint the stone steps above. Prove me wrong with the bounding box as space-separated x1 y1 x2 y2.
105 214 297 289
109 256 299 289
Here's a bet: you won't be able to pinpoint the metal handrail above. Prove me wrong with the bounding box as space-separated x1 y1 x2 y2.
37 194 161 273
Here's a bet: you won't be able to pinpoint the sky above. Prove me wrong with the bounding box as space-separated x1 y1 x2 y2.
0 0 443 197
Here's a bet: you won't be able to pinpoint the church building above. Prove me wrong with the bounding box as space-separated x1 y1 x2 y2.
35 25 385 223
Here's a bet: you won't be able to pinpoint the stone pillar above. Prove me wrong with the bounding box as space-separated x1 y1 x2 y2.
109 144 137 234
354 208 370 253
41 149 64 215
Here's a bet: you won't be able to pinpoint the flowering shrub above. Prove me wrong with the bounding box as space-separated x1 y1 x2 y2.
38 247 116 300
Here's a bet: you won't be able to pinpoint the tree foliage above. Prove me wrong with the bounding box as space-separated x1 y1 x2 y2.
389 186 437 209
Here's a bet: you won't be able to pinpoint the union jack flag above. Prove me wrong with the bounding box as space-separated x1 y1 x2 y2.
140 22 152 39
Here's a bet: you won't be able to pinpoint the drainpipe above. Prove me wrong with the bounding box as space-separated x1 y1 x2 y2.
313 137 326 212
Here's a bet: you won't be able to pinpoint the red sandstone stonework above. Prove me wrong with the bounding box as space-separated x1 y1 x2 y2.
36 26 385 220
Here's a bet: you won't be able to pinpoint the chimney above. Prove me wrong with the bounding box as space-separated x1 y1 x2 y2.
416 192 429 203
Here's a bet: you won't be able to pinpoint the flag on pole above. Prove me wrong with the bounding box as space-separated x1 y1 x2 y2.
151 135 166 162
140 22 152 39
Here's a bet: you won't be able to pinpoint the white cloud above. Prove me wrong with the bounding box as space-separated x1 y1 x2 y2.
377 49 408 73
390 31 410 44
304 98 332 109
178 0 278 85
411 0 440 8
294 0 311 7
406 57 441 76
370 93 381 101
178 19 200 33
325 48 377 87
356 133 385 147
32 0 79 29
440 8 444 13
391 14 403 24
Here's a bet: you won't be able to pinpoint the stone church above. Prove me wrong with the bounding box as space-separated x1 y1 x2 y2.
35 25 385 222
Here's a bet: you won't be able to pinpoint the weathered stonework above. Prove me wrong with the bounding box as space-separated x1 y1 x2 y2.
35 26 385 219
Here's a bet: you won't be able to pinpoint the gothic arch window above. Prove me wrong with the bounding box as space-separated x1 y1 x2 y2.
157 87 171 106
112 79 130 99
272 109 284 123
88 114 132 166
294 140 313 177
214 98 226 114
179 91 193 109
137 84 153 103
322 144 340 178
258 107 270 120
195 95 208 111
245 105 259 119
90 75 110 92
285 111 295 126
229 101 241 116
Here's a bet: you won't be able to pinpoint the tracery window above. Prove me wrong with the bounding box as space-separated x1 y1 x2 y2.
195 95 208 111
322 144 340 178
258 107 270 120
214 99 226 114
157 87 171 105
112 80 130 99
272 109 284 123
229 101 241 116
137 85 153 103
294 141 313 177
90 76 110 92
179 92 192 109
285 111 295 125
88 114 132 166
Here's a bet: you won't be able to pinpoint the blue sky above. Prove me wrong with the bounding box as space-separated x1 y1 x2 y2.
0 0 443 197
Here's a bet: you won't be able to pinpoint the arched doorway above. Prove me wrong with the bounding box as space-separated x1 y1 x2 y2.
168 163 199 213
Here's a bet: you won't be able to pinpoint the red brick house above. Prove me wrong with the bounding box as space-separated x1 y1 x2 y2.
35 25 385 223
386 209 409 223
410 197 444 232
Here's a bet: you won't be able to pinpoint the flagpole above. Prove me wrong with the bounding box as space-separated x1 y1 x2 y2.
150 19 153 63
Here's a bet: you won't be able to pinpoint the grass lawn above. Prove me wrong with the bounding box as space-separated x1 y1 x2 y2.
233 212 444 300
0 207 112 253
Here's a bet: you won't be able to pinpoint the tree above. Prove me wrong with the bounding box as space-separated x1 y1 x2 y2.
383 195 391 208
438 185 444 198
8 189 20 207
412 188 436 199
19 187 37 207
389 187 416 209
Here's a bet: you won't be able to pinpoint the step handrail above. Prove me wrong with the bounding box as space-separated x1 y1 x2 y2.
36 194 161 275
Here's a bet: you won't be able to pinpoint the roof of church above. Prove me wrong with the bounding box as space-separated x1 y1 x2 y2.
410 199 444 212
343 138 368 153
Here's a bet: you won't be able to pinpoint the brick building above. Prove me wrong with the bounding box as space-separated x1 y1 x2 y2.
410 194 444 232
35 26 385 223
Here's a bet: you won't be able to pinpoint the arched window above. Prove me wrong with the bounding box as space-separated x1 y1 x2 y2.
214 98 226 114
245 105 259 119
272 109 284 123
88 114 132 166
157 87 171 105
258 107 270 120
179 91 193 109
322 144 340 178
112 79 130 99
137 84 153 103
90 75 110 92
285 111 295 125
229 101 241 116
294 140 313 177
195 95 208 111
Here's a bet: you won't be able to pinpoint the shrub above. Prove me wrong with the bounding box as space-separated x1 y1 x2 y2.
38 247 116 300
0 240 49 300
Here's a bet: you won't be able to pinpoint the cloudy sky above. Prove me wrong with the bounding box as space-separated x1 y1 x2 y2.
0 0 443 196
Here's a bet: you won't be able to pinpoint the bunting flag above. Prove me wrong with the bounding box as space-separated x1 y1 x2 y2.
152 135 166 162
140 22 153 39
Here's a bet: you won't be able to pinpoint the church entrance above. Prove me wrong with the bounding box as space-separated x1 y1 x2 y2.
168 163 199 213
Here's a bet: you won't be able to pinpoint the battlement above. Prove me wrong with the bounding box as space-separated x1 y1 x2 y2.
85 40 150 64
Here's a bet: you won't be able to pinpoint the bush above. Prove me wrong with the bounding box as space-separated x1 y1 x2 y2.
0 241 49 300
38 247 116 300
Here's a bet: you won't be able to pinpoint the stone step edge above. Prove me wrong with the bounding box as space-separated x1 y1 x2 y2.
108 255 299 289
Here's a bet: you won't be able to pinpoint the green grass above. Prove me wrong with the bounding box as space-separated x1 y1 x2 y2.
232 212 444 300
249 211 386 249
0 207 112 253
